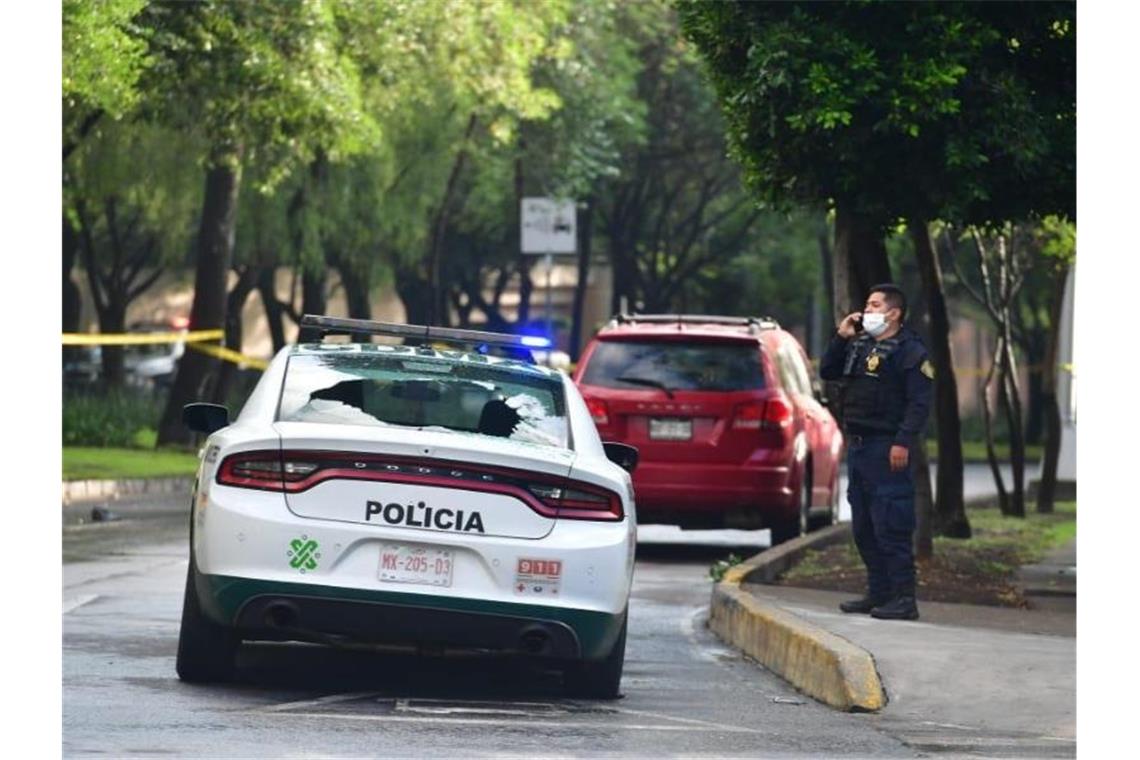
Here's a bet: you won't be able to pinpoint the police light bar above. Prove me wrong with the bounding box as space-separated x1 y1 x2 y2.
299 314 552 351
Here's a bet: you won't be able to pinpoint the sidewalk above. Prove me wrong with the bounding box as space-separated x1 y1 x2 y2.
738 539 1076 757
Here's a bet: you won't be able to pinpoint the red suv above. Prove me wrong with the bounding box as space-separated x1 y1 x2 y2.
573 315 843 543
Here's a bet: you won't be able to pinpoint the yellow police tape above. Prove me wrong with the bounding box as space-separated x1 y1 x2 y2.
62 329 224 346
62 329 270 370
185 341 270 371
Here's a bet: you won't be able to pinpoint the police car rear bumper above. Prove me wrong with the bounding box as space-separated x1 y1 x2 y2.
194 571 625 660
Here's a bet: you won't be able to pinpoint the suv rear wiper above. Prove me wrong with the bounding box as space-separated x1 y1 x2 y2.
615 375 675 399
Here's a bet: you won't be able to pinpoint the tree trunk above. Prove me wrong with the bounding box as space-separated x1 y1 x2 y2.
157 146 243 446
833 203 891 318
913 438 935 561
1000 324 1027 518
63 216 83 365
1036 264 1069 514
910 222 970 538
981 336 1010 513
211 266 259 405
512 152 536 328
427 114 477 326
395 265 432 326
817 217 834 324
340 261 373 342
342 266 372 322
1023 336 1046 445
99 302 127 388
302 268 327 317
257 267 288 352
569 199 594 361
609 237 637 316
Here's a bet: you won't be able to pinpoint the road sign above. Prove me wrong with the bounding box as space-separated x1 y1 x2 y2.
521 197 576 254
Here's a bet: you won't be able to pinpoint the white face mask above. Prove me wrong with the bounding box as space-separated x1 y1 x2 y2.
862 311 888 337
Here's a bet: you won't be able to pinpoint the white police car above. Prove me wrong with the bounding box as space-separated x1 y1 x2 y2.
176 315 638 698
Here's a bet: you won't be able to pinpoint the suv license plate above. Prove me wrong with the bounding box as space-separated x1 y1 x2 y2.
649 417 692 440
378 543 454 587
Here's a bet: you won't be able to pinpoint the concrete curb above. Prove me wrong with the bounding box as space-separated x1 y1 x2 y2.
62 476 193 506
709 523 887 712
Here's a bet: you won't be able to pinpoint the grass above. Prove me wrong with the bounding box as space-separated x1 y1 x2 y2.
780 501 1076 606
926 438 1044 463
943 499 1076 563
63 446 200 481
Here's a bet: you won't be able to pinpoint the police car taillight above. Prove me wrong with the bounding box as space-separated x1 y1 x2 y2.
527 483 623 522
217 451 320 491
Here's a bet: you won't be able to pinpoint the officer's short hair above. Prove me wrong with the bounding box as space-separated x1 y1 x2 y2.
869 283 907 321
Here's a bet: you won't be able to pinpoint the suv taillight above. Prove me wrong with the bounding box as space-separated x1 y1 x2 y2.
762 396 793 429
585 398 609 426
733 397 793 431
732 401 764 430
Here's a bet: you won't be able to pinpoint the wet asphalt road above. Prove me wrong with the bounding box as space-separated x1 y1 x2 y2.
63 494 920 758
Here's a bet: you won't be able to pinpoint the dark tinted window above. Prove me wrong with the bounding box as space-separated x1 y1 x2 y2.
580 340 764 392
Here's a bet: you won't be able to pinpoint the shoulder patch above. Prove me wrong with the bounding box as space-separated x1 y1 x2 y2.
920 359 935 379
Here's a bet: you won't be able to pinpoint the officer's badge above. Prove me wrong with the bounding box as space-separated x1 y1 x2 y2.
920 359 935 379
866 354 881 372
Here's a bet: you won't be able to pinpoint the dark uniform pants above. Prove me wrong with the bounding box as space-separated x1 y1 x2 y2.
847 436 916 599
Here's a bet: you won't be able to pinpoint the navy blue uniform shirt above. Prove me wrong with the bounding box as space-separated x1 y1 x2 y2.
819 327 933 450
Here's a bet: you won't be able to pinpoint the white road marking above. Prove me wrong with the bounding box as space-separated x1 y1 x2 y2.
613 706 768 735
257 691 384 713
62 594 99 614
913 721 1075 743
264 710 766 733
394 699 567 717
252 694 766 736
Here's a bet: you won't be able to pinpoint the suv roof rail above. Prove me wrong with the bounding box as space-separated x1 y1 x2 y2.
605 313 780 332
298 314 551 357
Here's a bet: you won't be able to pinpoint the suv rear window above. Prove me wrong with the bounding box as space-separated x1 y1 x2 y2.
580 340 764 392
278 345 569 449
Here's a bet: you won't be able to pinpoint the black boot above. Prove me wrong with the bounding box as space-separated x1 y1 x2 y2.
870 594 919 620
839 595 890 614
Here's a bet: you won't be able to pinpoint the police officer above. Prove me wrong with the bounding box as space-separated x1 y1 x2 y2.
819 283 934 620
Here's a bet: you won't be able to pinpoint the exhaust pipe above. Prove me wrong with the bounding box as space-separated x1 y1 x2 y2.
264 601 300 629
518 626 551 655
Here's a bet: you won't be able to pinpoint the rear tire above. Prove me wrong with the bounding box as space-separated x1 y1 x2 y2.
176 560 239 683
808 465 838 531
564 613 627 699
770 467 810 544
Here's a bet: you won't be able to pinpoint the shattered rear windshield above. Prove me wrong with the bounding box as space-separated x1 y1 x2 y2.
278 345 569 450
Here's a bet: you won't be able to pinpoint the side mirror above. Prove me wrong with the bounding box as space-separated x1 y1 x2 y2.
603 442 639 473
183 403 230 435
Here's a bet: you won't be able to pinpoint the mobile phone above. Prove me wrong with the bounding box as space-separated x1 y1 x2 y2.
852 314 864 333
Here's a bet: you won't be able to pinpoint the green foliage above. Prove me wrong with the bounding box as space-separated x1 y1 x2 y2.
63 0 149 118
697 210 824 326
65 119 204 268
1034 216 1077 268
63 447 199 481
62 391 164 449
709 553 744 582
137 0 379 183
677 1 1075 228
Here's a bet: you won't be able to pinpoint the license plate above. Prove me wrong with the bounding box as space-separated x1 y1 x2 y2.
649 417 692 440
378 543 454 587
